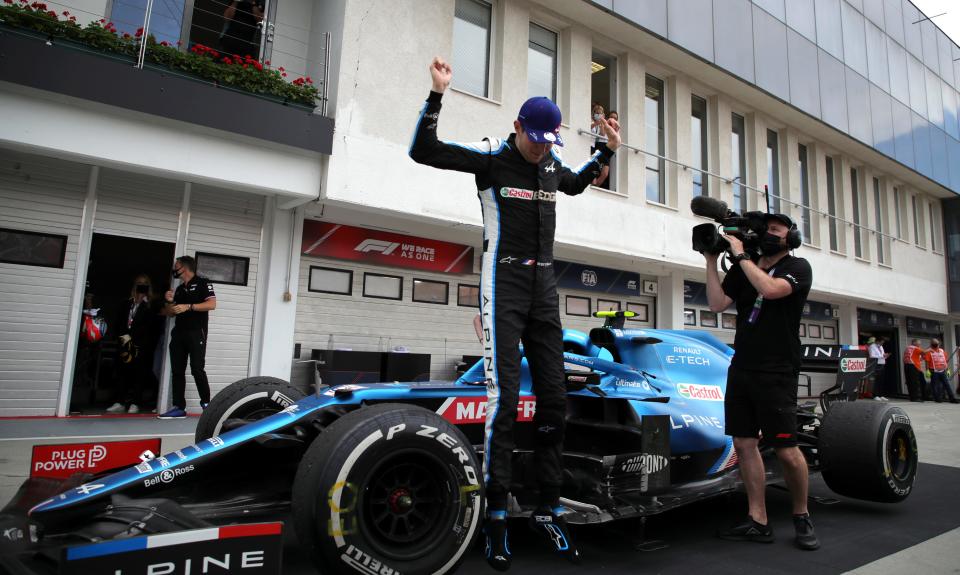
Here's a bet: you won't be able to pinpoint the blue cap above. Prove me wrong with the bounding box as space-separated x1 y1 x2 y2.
517 97 563 146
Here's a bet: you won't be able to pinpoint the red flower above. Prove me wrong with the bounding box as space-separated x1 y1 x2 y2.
122 32 131 39
160 41 169 46
278 66 284 72
305 77 312 84
176 40 182 46
99 18 106 23
221 57 232 64
242 64 248 68
281 72 287 77
4 1 14 5
253 62 263 71
264 60 270 66
61 9 68 15
135 27 143 37
69 15 75 21
46 10 56 17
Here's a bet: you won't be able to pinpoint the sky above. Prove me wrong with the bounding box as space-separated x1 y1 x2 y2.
910 0 960 48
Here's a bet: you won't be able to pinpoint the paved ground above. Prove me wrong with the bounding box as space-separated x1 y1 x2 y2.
0 399 958 573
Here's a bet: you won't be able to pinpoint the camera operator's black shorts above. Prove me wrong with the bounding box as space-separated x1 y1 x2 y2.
724 365 799 448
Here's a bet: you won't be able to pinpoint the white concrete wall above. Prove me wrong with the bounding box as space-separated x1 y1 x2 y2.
317 0 951 331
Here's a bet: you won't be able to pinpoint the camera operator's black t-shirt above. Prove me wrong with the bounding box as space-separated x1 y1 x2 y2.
721 254 812 373
173 276 216 332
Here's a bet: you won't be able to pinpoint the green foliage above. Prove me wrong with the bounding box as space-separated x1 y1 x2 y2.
0 0 320 107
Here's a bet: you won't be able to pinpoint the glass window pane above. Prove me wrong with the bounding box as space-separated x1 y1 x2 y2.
815 0 843 60
871 85 895 157
819 48 848 130
457 284 480 307
926 68 944 130
0 228 67 268
754 0 785 20
841 2 868 76
920 20 938 72
799 144 811 242
788 30 821 117
913 111 933 177
115 0 185 47
873 178 885 264
412 279 449 304
887 38 910 106
907 54 928 117
863 0 884 27
826 157 839 251
527 23 556 100
713 0 755 82
753 6 790 100
667 0 714 60
452 0 491 97
767 130 781 213
566 296 591 317
892 99 916 168
866 22 890 92
597 299 620 312
363 273 402 300
846 68 874 145
938 32 955 87
851 168 863 258
943 82 959 140
732 113 747 212
785 0 816 41
902 0 923 59
884 0 904 45
196 252 249 286
691 95 708 197
645 75 665 203
309 267 352 295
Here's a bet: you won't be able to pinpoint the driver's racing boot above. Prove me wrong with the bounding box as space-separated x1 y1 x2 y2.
528 507 580 564
484 516 511 571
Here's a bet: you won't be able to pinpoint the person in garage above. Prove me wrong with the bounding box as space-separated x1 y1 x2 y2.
410 56 620 570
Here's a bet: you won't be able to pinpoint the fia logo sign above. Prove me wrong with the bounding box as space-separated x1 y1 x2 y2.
581 270 598 287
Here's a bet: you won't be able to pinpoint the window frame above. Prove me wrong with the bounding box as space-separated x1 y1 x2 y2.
527 21 558 101
412 278 450 305
307 266 354 295
851 167 864 259
826 156 841 252
362 272 404 301
798 143 811 244
195 251 250 287
457 284 480 308
873 177 888 265
597 299 621 312
626 302 648 322
0 227 68 269
766 129 781 213
808 324 822 339
699 310 718 328
683 308 697 326
731 113 747 213
452 0 494 99
565 295 592 317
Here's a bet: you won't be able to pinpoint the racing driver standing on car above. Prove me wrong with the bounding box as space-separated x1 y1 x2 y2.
705 214 819 551
410 56 620 570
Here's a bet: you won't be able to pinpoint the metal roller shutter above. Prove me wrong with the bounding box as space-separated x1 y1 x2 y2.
0 150 88 416
184 186 263 406
94 169 182 241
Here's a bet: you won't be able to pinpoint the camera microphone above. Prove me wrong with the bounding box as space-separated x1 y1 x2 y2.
690 196 729 221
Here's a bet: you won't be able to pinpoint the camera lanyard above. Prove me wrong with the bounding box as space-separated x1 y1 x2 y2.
746 267 777 325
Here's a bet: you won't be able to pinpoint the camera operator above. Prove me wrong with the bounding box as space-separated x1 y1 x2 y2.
704 213 819 551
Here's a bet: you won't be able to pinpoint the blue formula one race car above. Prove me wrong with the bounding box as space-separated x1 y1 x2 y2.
0 312 918 574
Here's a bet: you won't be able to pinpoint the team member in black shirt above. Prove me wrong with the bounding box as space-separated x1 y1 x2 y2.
705 213 819 551
159 256 217 419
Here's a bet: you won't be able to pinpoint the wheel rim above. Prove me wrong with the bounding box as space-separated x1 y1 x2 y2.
887 428 915 482
213 402 285 436
358 449 455 561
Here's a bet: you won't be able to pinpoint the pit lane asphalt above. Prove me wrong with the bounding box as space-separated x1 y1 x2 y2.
0 400 957 573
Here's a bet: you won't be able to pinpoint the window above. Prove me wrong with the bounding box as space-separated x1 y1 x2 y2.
798 144 810 243
700 310 718 328
851 168 863 258
590 51 618 190
823 325 836 340
457 284 480 307
930 202 942 252
363 273 403 300
913 194 925 247
731 113 746 212
808 324 822 339
645 75 665 203
412 278 449 304
566 295 591 317
527 23 557 100
826 157 840 252
308 266 353 295
691 95 708 197
626 302 648 321
0 228 67 268
597 299 620 312
722 313 737 329
187 0 266 60
112 0 185 48
452 0 492 97
196 252 249 286
893 187 903 239
799 323 806 337
683 308 697 326
767 130 781 213
873 178 888 265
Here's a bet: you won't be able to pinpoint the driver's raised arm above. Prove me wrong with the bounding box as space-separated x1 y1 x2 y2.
409 57 491 175
556 117 619 195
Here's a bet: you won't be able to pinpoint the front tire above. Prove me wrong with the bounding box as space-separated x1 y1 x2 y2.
292 403 484 575
819 401 918 503
194 376 305 442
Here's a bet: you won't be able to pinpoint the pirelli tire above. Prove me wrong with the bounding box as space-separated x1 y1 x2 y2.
819 401 918 503
292 403 484 575
194 376 305 442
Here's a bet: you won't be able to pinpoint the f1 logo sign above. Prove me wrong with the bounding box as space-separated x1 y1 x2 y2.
354 239 400 255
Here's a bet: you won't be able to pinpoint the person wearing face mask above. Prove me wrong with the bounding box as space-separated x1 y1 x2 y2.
705 213 819 551
410 57 620 571
159 256 217 419
924 339 959 404
106 274 163 414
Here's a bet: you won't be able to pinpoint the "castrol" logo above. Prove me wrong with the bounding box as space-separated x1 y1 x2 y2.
840 358 867 373
676 383 724 401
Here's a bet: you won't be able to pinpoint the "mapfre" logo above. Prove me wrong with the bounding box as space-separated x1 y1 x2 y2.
437 396 536 424
676 383 724 401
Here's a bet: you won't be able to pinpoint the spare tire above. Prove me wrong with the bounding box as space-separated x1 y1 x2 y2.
819 401 918 503
195 376 305 442
292 403 484 575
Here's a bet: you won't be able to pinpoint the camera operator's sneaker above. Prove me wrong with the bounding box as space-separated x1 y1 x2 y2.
484 518 511 571
157 407 186 419
127 404 139 414
717 516 774 543
792 513 820 550
528 507 580 564
105 402 125 413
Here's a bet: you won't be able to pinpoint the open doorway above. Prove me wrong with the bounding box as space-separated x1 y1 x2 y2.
858 328 902 398
69 234 176 414
590 50 618 191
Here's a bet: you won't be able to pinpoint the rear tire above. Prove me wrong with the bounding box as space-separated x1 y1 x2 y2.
194 376 305 442
819 401 918 503
292 403 484 575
